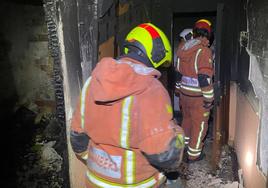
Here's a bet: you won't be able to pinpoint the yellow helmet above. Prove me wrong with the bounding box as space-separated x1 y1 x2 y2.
123 23 172 68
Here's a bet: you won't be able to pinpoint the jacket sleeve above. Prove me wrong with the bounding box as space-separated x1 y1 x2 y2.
197 48 214 102
138 83 185 172
70 90 90 161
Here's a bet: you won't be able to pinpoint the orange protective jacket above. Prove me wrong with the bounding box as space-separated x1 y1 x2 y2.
175 38 214 102
71 57 184 187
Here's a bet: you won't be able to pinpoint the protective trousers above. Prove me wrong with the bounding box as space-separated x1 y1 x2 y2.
180 94 209 160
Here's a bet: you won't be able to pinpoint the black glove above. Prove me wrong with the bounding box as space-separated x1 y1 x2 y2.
203 100 213 109
174 82 181 97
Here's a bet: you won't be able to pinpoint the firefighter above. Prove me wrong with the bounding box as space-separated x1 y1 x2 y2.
175 19 214 162
174 28 194 123
179 28 193 44
70 23 185 187
176 28 193 68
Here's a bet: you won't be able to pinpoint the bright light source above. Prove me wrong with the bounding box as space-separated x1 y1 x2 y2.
245 151 253 167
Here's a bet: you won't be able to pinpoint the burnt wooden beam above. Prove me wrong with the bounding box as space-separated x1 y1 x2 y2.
77 0 99 83
43 0 71 187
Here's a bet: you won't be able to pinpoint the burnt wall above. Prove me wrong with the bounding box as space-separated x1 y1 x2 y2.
116 0 153 55
57 0 82 108
248 0 268 59
234 0 253 95
0 0 70 187
172 0 218 13
220 0 240 82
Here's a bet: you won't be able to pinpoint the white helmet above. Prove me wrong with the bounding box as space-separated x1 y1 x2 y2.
179 28 193 41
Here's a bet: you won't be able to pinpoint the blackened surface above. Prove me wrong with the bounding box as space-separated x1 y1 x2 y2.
230 147 239 182
98 0 114 18
152 0 172 41
215 0 241 95
77 0 99 82
236 0 252 92
58 0 82 107
222 0 240 82
3 107 36 187
248 0 268 58
216 146 240 183
98 1 116 44
116 0 152 55
43 0 70 187
172 0 218 13
3 0 43 6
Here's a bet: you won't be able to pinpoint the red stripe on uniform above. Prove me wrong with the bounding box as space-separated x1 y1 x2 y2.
139 24 160 39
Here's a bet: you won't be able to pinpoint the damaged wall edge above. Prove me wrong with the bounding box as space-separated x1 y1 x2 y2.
43 0 71 187
43 0 104 187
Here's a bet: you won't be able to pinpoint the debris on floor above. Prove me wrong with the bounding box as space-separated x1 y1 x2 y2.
7 105 68 188
175 139 243 188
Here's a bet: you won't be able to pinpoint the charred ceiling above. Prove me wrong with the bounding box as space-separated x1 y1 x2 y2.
4 0 43 6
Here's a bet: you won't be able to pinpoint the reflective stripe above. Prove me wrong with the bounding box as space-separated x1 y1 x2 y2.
188 147 202 152
203 94 214 99
185 137 190 144
194 49 202 74
125 150 135 184
80 77 92 129
203 89 214 99
202 89 214 94
120 96 133 149
120 96 135 183
175 84 181 89
196 121 205 149
187 151 201 157
181 85 202 92
86 171 157 188
177 58 180 71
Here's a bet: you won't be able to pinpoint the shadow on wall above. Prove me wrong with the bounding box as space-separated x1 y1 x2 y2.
0 32 18 118
0 32 20 186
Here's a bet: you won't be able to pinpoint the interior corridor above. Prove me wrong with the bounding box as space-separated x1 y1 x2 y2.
0 0 267 187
